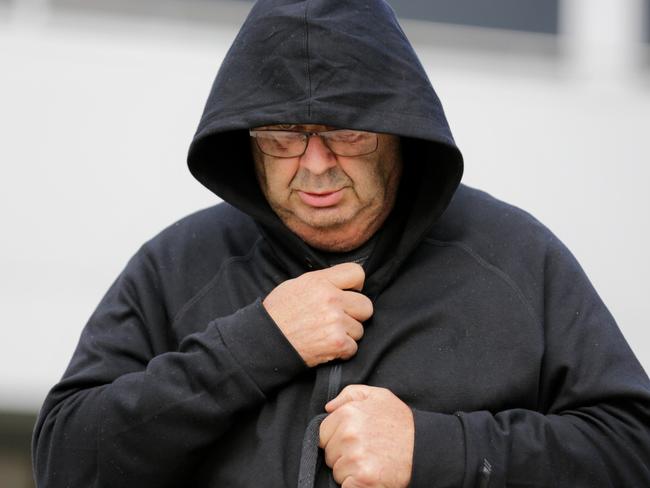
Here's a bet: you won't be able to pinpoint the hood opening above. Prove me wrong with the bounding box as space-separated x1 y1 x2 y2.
187 0 464 281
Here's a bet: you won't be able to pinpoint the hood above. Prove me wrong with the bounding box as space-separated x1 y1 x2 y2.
188 0 463 291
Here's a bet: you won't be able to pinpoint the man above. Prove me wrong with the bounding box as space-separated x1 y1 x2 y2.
33 0 650 487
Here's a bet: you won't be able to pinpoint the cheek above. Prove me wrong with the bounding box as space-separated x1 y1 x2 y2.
358 173 382 201
262 161 298 200
348 163 394 203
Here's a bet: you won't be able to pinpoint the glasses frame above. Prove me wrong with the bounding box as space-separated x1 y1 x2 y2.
249 129 379 158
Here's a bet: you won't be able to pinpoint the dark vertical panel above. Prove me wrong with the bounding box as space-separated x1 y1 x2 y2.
386 0 559 34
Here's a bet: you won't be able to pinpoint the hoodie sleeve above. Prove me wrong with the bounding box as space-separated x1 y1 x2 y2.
409 236 650 488
32 245 307 488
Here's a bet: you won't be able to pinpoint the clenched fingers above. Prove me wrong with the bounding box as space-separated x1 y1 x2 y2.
344 318 364 342
319 386 415 488
340 290 373 322
326 385 372 412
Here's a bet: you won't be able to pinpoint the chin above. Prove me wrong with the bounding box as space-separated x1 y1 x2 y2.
293 208 356 230
305 238 361 253
292 221 373 252
281 206 383 252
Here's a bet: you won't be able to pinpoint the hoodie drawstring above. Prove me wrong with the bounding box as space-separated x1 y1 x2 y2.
297 364 343 488
297 413 328 488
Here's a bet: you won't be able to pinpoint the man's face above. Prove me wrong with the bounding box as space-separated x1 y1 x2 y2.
252 124 403 252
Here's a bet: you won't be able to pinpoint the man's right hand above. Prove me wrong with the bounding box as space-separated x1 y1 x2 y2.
262 262 373 367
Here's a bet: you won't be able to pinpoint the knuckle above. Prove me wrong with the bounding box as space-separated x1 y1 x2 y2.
301 272 321 288
339 424 359 443
342 384 361 394
378 386 394 398
340 339 358 359
347 445 366 464
331 331 348 350
325 291 342 307
353 463 378 486
326 308 346 325
339 403 359 421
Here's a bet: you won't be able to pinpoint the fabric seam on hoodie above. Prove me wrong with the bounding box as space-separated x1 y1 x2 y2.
170 236 265 328
211 315 271 397
103 390 215 439
453 411 469 488
424 238 540 329
304 1 312 118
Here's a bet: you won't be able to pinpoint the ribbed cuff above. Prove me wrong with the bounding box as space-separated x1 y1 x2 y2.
410 410 466 488
216 298 308 395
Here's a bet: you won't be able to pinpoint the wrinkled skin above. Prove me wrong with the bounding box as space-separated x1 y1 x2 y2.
252 124 403 252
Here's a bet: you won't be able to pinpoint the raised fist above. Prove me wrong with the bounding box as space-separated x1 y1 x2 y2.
263 262 373 367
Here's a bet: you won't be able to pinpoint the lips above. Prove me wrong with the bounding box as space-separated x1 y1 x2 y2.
297 189 344 207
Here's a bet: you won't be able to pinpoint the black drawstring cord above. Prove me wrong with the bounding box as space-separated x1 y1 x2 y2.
297 364 343 488
297 413 328 488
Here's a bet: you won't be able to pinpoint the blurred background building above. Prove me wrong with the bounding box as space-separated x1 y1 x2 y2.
1 0 649 485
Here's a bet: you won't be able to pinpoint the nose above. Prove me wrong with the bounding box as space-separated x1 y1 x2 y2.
299 133 338 175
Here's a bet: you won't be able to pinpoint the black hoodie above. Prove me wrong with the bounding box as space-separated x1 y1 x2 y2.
33 1 650 487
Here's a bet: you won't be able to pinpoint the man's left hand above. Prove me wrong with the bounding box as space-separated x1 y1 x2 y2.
319 385 414 488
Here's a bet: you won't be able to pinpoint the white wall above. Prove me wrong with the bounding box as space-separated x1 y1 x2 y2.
1 2 649 411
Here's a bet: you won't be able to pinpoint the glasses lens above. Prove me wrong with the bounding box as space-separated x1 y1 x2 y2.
250 129 379 157
324 130 378 156
253 131 305 157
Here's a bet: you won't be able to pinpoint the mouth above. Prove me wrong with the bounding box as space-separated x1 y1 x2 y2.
296 189 345 208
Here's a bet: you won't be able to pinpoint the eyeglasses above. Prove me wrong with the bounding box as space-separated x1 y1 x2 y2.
249 129 379 158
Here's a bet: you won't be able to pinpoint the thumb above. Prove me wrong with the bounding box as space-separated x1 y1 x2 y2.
325 384 371 412
321 262 365 291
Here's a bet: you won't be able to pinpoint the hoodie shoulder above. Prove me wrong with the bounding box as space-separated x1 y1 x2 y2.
146 202 260 259
132 203 261 307
431 184 555 250
428 184 576 324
